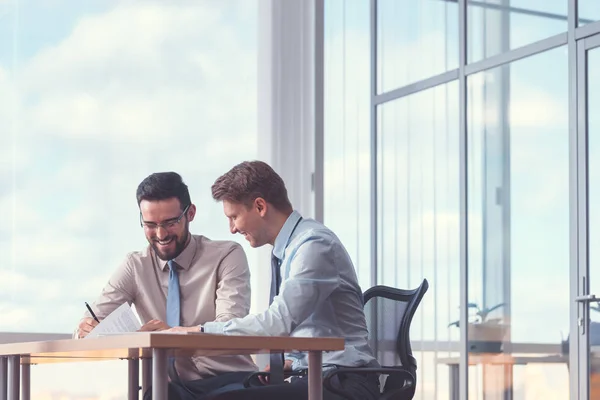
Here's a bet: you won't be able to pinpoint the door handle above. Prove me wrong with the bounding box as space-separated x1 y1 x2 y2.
575 294 600 303
575 294 600 335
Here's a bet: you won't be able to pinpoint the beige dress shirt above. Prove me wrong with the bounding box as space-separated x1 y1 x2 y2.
82 234 257 380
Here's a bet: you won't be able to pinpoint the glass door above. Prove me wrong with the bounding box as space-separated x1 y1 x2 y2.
575 32 600 400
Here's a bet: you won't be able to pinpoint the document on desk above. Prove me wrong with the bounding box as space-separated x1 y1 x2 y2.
86 303 141 339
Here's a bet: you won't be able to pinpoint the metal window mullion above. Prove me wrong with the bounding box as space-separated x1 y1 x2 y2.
575 21 600 41
584 33 600 50
369 0 379 352
374 70 459 105
458 0 468 398
465 33 568 75
569 0 590 398
313 0 324 224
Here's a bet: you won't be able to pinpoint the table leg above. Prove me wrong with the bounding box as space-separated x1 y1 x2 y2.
307 351 323 400
449 364 459 400
128 358 139 400
152 349 168 400
142 357 152 396
21 363 29 400
503 364 513 400
7 356 19 400
0 357 7 400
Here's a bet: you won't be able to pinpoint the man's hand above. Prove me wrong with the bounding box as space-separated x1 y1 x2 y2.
77 318 98 339
138 319 170 332
165 326 201 333
259 359 293 385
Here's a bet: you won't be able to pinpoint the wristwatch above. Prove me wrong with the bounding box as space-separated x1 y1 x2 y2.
199 325 204 333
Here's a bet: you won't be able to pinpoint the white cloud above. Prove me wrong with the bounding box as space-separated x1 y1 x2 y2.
3 2 254 144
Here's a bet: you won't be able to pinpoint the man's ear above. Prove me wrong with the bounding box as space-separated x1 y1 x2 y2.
255 197 268 217
187 204 197 222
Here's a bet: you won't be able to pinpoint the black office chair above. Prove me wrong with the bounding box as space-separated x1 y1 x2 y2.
243 279 429 400
323 279 429 400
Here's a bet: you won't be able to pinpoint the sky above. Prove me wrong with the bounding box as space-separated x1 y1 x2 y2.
1 0 600 399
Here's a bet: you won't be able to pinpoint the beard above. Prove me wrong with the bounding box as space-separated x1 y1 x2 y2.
150 222 190 261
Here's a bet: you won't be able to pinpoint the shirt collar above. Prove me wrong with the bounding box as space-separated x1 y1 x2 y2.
158 235 197 271
272 210 302 260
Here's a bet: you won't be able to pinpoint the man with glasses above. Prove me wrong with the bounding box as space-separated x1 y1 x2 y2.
76 172 257 399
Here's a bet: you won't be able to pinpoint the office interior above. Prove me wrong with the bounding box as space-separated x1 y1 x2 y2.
1 0 600 399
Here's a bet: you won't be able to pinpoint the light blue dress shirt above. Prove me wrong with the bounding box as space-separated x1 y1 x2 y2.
204 211 378 370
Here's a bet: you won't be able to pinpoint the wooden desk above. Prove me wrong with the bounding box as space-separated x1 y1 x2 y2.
0 332 344 400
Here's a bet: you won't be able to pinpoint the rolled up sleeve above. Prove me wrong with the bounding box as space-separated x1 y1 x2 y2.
214 243 251 322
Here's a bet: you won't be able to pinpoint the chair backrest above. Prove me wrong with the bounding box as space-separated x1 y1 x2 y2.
363 279 429 395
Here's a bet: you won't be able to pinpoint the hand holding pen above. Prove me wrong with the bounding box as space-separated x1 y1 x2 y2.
77 302 100 338
85 302 100 323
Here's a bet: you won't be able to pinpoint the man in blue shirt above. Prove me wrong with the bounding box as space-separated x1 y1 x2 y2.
201 160 380 400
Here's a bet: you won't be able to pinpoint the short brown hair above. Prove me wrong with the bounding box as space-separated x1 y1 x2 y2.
212 161 293 212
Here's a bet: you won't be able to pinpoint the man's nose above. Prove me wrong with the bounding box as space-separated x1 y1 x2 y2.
229 221 238 234
156 226 169 239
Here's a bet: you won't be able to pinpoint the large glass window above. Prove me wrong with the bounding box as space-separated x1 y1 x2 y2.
377 0 458 93
0 1 257 398
377 81 460 398
468 1 567 63
324 0 371 290
467 47 569 398
579 2 600 26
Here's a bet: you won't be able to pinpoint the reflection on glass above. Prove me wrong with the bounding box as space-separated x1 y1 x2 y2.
587 47 600 397
468 1 567 63
324 0 371 290
377 82 460 398
0 1 257 398
579 2 600 26
377 0 458 92
467 47 569 398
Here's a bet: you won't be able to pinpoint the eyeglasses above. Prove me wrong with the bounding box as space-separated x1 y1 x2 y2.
140 205 190 231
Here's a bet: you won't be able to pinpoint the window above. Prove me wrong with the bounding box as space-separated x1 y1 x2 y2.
467 47 569 398
377 0 458 91
377 82 460 397
468 0 567 62
0 1 257 397
324 0 371 290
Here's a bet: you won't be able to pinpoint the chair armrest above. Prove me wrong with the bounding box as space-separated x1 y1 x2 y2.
323 366 415 400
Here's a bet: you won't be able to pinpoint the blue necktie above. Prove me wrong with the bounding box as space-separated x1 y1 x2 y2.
167 260 181 381
269 254 284 384
269 254 281 304
167 260 181 327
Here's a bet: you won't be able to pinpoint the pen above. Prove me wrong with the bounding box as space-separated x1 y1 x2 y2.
85 302 100 323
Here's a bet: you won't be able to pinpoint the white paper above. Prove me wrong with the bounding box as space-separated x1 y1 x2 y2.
86 303 142 339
